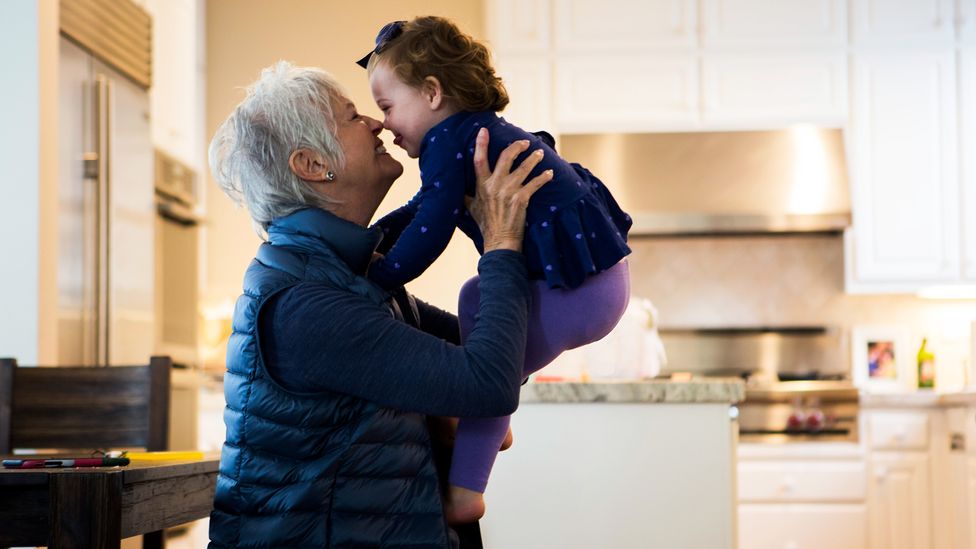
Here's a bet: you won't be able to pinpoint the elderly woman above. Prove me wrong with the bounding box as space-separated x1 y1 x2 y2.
206 61 550 549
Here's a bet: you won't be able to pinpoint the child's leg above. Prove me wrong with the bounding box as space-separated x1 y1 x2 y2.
522 259 631 374
447 260 631 502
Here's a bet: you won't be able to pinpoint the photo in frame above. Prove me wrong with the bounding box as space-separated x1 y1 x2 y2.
851 325 914 392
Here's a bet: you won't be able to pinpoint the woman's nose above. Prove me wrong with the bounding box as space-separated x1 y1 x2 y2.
364 115 383 133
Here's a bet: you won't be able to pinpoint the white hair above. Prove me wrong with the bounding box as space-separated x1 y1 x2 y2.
209 61 348 237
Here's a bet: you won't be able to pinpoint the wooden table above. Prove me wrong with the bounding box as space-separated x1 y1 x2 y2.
0 457 218 549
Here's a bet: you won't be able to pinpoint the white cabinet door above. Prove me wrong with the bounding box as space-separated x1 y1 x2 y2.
701 52 847 127
961 49 976 280
960 0 976 44
851 0 955 46
145 0 200 166
868 452 933 549
554 54 699 132
701 0 846 48
738 460 867 502
494 56 553 133
969 457 976 548
553 0 697 51
739 503 867 549
849 52 960 285
485 0 550 54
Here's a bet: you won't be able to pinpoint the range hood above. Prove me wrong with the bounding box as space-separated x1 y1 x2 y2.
560 128 851 235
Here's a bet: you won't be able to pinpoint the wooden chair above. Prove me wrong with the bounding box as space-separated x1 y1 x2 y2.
0 356 172 548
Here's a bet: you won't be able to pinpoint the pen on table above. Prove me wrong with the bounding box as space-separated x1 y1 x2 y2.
2 457 130 469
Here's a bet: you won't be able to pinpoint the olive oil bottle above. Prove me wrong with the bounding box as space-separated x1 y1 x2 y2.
917 338 935 389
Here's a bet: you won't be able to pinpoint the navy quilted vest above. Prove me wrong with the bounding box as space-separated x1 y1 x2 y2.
209 208 453 548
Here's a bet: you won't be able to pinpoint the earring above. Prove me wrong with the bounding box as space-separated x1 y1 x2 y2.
325 170 336 182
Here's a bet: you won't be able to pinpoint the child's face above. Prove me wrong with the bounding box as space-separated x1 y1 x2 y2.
369 62 442 159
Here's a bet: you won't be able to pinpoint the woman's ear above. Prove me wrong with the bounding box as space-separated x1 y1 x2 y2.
288 148 331 182
423 76 445 110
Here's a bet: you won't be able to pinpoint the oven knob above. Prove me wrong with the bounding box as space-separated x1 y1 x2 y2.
787 411 806 431
806 410 825 433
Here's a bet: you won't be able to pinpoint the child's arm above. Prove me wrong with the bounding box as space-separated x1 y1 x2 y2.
368 153 467 290
372 190 422 256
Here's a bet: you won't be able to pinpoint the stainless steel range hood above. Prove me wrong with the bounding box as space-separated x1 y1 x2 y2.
560 128 851 235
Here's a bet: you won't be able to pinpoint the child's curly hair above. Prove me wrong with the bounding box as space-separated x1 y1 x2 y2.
369 16 509 112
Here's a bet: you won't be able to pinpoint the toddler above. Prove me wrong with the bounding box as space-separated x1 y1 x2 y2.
359 16 632 523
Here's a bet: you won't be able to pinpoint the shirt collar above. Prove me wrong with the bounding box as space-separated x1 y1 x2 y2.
267 208 382 275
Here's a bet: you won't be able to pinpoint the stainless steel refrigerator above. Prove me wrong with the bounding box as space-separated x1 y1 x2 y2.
57 35 155 366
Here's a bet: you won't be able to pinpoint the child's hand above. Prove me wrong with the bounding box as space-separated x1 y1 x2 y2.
467 128 552 253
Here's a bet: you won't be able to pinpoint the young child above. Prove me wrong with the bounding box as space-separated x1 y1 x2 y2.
358 16 632 523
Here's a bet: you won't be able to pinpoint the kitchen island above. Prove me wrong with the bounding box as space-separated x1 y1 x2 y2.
480 379 744 549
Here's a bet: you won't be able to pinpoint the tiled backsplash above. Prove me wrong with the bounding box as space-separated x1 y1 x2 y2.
623 234 975 385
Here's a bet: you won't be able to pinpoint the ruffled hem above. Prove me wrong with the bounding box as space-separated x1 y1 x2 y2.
524 164 632 289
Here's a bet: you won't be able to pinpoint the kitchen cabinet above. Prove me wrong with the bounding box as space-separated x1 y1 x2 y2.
701 52 847 127
737 446 867 549
494 56 553 133
739 503 867 549
961 0 976 44
553 0 698 51
490 0 851 132
554 53 699 132
142 0 206 172
864 410 935 549
847 51 960 288
701 0 846 49
868 452 933 549
486 0 976 290
850 0 955 46
961 48 976 281
485 0 549 54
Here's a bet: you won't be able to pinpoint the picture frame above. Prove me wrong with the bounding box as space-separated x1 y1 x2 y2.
851 325 915 393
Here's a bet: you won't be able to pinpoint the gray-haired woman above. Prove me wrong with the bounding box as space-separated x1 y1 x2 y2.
207 61 550 549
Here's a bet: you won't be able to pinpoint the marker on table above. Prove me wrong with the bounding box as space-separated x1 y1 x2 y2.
2 457 130 469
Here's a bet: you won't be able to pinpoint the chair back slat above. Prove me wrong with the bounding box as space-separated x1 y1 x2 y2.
0 357 171 454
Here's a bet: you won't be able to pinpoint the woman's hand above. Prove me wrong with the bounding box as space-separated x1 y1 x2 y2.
467 128 552 253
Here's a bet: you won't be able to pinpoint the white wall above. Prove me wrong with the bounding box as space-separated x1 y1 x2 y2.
0 0 59 364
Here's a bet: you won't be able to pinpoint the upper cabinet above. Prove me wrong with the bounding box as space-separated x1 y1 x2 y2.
494 56 553 133
701 0 846 48
486 0 550 53
961 49 976 280
701 52 847 126
487 0 976 293
554 0 697 51
851 0 955 46
140 0 206 173
489 0 849 132
848 52 959 285
961 0 976 44
555 54 699 132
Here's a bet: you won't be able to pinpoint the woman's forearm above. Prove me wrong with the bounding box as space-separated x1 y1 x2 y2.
259 251 529 417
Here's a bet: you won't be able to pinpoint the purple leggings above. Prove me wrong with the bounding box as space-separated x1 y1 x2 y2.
450 260 630 493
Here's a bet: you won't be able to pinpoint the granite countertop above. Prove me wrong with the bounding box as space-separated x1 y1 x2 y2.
861 389 976 408
519 378 745 404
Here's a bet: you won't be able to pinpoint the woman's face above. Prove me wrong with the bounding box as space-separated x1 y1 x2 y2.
333 96 404 196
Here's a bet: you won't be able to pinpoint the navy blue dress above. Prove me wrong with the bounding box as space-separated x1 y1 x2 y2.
370 111 632 290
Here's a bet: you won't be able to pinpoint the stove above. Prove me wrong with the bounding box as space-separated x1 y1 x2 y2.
738 381 859 443
658 326 860 443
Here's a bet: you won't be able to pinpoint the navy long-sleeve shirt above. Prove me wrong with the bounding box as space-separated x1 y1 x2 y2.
259 250 531 418
370 111 632 291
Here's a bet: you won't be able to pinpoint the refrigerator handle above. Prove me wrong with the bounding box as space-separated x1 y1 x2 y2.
95 74 111 366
